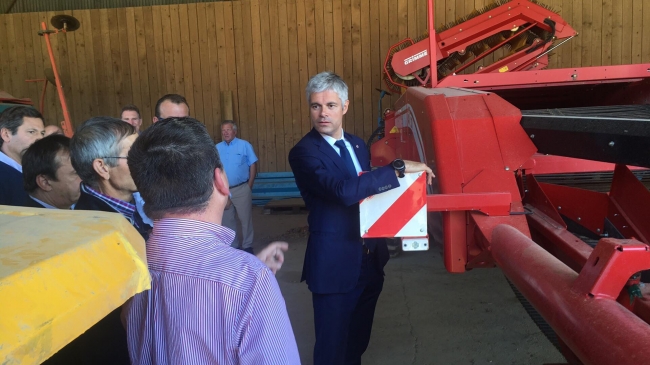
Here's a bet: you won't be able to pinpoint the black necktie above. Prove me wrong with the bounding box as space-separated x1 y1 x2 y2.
334 140 358 178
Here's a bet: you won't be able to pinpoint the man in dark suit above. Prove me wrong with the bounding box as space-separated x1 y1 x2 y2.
22 134 80 210
289 71 434 365
67 117 147 365
0 106 45 206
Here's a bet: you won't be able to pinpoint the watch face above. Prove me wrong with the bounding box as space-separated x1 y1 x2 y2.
393 159 405 169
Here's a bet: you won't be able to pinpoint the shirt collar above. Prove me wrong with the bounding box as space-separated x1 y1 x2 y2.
223 137 239 146
0 151 22 173
320 129 347 148
152 218 236 242
29 195 57 209
81 183 136 219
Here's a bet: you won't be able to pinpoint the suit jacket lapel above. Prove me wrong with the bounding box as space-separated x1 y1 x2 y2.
345 132 370 171
344 133 365 170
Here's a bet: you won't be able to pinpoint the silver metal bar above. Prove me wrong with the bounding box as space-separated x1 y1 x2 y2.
536 35 576 59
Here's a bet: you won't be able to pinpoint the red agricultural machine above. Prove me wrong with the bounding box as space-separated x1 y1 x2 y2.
368 1 650 363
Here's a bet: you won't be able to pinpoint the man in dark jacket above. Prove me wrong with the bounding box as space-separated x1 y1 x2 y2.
289 72 434 365
21 134 80 210
0 106 45 206
63 116 147 365
70 117 149 239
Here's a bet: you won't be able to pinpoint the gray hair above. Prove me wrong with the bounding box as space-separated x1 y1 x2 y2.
305 71 348 106
221 120 237 131
70 117 135 189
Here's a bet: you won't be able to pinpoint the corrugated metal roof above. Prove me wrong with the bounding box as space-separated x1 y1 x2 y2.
2 0 230 13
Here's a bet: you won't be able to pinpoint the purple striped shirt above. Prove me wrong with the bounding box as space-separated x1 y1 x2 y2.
123 218 300 364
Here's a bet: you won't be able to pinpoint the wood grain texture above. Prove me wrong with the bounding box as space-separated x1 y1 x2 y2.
1 0 648 171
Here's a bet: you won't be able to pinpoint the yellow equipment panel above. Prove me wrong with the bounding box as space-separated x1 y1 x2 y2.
0 206 150 365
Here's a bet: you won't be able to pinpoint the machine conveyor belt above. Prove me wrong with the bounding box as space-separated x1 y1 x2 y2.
522 105 650 121
520 105 650 168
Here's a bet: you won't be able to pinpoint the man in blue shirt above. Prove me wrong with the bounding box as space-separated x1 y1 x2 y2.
216 120 258 254
0 106 45 206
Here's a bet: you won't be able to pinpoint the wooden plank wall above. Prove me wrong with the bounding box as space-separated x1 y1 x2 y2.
1 0 649 172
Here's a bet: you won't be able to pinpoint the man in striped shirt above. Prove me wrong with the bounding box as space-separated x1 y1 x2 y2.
124 117 300 364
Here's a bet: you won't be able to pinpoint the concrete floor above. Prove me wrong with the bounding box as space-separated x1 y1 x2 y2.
250 206 565 365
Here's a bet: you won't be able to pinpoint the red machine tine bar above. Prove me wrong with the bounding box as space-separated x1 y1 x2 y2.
573 239 650 300
391 0 576 81
492 224 650 365
436 64 650 90
427 192 511 216
452 23 538 75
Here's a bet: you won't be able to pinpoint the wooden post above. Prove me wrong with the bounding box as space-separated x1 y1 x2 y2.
221 90 233 122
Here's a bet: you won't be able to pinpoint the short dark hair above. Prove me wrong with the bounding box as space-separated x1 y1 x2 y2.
70 117 135 189
154 94 189 119
22 134 71 193
128 117 222 219
121 104 141 119
0 106 44 148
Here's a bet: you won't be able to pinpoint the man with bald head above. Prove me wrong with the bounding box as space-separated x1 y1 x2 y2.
44 124 63 136
152 94 189 123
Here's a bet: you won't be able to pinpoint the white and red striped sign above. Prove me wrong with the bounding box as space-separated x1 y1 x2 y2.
360 172 427 238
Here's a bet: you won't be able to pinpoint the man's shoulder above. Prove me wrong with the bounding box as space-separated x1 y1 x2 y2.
291 130 319 151
74 189 114 212
237 137 253 145
158 243 271 292
0 160 20 176
23 196 46 208
344 132 365 145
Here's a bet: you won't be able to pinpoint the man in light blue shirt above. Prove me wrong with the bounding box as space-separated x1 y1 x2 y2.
216 120 258 254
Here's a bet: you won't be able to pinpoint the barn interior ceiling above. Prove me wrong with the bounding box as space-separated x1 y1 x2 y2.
2 0 228 14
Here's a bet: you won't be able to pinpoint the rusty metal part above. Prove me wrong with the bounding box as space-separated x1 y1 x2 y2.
44 67 56 85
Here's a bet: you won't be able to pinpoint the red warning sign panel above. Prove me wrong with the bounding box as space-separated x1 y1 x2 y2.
360 172 427 238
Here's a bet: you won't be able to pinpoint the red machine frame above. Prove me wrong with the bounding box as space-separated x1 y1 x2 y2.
371 1 650 364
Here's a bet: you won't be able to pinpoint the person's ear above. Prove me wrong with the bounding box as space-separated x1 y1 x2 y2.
92 158 111 181
152 117 159 124
213 167 230 197
36 174 53 192
342 100 350 115
0 127 11 143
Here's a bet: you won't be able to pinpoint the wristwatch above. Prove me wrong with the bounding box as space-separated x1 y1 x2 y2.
392 159 406 178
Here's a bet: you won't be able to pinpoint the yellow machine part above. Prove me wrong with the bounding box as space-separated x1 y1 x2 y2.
0 206 150 365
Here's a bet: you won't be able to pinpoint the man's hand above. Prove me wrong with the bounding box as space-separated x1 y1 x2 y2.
404 160 435 185
256 241 289 274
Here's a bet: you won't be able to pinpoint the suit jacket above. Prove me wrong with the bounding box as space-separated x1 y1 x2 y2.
65 187 145 365
23 196 48 208
75 187 150 241
0 161 28 206
289 128 399 294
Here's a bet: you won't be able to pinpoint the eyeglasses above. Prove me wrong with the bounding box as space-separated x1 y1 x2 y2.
102 156 128 159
